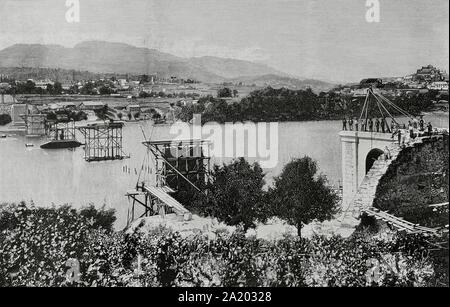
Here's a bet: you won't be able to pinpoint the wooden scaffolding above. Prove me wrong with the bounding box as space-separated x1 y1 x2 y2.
125 138 211 227
144 139 211 191
77 122 128 162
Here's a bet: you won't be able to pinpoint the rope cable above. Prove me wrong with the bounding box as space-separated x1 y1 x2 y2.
359 92 369 122
377 93 414 119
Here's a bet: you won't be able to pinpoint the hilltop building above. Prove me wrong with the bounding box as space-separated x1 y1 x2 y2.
414 65 445 82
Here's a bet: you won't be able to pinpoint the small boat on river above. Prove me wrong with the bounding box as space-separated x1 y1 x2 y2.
40 139 82 149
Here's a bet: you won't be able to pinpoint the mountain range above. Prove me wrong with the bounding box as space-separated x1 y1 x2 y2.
0 41 334 90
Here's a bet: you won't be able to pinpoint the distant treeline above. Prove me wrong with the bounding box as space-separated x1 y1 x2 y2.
178 87 445 123
0 67 106 82
2 80 64 95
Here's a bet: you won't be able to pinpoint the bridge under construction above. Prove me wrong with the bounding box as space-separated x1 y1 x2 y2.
77 122 129 162
125 138 211 227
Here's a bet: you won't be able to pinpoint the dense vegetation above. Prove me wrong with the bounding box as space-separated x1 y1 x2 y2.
178 87 445 123
373 134 449 228
0 202 447 287
0 114 11 126
4 80 64 95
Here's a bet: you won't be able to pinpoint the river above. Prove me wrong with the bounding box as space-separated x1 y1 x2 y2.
1 113 448 229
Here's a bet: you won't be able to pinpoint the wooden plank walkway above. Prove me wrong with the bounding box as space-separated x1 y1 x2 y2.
362 207 446 236
143 185 190 215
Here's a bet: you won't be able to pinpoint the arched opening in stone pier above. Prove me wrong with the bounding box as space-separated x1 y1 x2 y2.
365 148 384 174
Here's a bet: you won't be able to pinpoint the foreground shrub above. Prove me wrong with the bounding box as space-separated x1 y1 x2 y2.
0 203 90 286
0 202 117 287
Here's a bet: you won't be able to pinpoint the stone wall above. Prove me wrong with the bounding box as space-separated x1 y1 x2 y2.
340 131 398 205
341 137 358 205
373 134 449 227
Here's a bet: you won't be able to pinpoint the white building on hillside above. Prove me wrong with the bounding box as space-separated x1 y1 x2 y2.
428 81 449 91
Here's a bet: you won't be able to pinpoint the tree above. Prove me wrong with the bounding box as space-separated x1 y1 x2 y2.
99 86 112 95
0 114 11 126
52 82 63 95
217 87 233 98
269 157 339 237
193 158 268 230
80 83 97 95
46 83 54 94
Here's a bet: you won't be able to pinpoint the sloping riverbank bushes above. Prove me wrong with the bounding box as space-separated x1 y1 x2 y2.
0 202 447 287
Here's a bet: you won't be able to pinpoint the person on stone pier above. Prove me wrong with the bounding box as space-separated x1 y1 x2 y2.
380 118 385 133
405 129 411 145
355 118 359 131
400 129 406 147
349 118 354 131
419 116 425 131
360 119 366 131
384 146 391 160
427 122 433 136
375 118 380 132
368 118 374 132
413 117 419 129
409 124 415 139
392 124 402 145
395 124 403 146
342 118 347 131
391 119 396 133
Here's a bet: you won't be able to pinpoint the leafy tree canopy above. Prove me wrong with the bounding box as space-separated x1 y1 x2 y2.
193 158 268 230
270 157 340 236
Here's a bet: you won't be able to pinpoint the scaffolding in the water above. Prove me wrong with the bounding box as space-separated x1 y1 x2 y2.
125 138 211 227
45 118 77 141
77 122 128 162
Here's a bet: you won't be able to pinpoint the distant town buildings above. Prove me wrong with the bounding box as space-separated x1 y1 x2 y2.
0 94 18 104
34 79 54 90
428 81 449 91
79 101 105 111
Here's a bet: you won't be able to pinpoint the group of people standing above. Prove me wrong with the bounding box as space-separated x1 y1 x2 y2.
342 116 434 138
392 117 433 148
342 117 395 133
343 115 436 149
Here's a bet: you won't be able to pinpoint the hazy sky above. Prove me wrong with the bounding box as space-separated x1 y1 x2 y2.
0 0 448 82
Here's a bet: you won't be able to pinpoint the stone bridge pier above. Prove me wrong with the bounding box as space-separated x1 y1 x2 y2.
340 131 395 206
